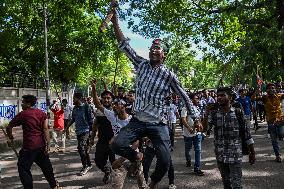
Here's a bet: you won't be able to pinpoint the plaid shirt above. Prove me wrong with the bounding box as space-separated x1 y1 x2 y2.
208 106 254 163
119 39 194 123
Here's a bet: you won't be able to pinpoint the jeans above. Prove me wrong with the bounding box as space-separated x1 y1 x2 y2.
17 147 57 189
143 146 175 185
184 134 202 171
111 117 171 183
268 123 281 157
77 132 92 168
95 142 116 173
217 161 242 189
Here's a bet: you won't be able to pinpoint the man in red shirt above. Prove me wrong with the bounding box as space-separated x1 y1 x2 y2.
50 99 65 152
6 94 59 189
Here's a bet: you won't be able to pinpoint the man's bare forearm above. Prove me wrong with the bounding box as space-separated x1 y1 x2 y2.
43 120 50 145
111 10 125 42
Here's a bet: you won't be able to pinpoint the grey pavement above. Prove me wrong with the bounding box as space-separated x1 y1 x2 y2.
0 122 284 189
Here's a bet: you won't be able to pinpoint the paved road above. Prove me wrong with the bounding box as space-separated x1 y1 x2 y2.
1 122 284 189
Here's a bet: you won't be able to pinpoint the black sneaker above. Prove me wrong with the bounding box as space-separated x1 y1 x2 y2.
186 161 191 167
194 169 204 176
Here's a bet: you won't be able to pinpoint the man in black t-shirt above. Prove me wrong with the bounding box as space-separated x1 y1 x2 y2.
90 90 115 184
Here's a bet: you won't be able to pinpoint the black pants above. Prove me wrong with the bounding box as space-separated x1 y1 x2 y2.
257 104 265 121
143 146 174 185
64 119 70 138
17 147 57 189
169 126 175 148
77 132 92 168
95 142 116 173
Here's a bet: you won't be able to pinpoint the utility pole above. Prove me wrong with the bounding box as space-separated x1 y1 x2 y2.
44 2 51 126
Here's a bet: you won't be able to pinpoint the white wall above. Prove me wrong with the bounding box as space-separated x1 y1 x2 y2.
0 87 72 124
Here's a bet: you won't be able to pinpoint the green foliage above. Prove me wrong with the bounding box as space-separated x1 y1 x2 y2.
120 0 284 85
165 36 220 90
0 0 134 90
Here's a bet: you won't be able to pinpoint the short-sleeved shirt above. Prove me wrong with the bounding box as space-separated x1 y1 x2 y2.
236 96 252 116
257 94 284 123
103 108 132 136
51 105 64 131
181 105 201 137
164 103 178 124
8 108 47 150
95 109 114 144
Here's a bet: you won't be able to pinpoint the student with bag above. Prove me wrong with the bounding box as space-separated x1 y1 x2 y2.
204 87 256 189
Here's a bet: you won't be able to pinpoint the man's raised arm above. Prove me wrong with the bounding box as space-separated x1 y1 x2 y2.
111 10 145 69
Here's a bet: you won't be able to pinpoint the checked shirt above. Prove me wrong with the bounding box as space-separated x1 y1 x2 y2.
208 106 254 163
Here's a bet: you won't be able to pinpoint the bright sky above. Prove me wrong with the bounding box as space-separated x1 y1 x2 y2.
120 20 152 59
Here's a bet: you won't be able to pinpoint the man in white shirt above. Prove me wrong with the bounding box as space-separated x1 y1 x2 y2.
181 93 204 176
91 79 147 189
164 96 179 150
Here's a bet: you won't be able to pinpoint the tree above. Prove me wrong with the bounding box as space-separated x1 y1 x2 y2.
0 0 134 90
119 0 284 83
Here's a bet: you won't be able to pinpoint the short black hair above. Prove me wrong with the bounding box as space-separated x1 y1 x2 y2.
62 99 67 103
188 93 198 100
101 90 114 99
74 92 83 100
217 87 234 97
22 94 37 106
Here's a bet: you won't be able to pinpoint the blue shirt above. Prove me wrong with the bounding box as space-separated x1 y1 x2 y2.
72 104 92 135
236 96 252 116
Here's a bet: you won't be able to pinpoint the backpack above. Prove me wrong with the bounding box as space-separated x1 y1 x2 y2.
234 108 250 155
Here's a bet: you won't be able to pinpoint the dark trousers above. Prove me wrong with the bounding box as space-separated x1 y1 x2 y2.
77 132 92 168
257 104 265 121
95 142 116 173
64 119 70 138
169 125 175 148
143 146 174 185
217 161 242 189
111 117 171 183
17 147 57 189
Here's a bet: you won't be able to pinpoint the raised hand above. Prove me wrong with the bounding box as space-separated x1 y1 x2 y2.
91 79 97 91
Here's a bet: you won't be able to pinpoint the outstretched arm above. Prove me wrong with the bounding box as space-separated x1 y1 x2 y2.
170 74 194 115
101 78 108 91
111 9 126 43
111 10 146 69
91 79 105 113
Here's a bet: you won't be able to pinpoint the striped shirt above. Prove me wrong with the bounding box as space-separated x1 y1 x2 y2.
119 39 194 123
